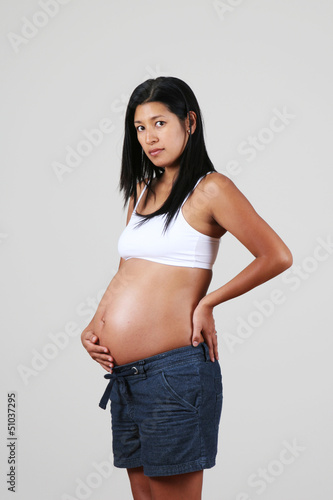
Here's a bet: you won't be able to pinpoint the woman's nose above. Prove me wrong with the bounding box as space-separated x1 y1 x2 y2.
145 128 157 144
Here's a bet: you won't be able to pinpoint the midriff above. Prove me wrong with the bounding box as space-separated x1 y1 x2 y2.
93 257 213 365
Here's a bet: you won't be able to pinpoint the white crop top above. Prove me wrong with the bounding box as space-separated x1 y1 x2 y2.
117 171 220 270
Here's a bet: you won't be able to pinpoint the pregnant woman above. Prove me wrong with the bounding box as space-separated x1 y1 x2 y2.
81 76 293 500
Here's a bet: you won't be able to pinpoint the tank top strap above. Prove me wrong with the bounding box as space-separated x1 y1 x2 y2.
181 171 215 207
134 182 149 212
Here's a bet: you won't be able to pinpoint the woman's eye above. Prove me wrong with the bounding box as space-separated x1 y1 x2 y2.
136 121 165 132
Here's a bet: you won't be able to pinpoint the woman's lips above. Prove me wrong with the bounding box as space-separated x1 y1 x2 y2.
149 149 164 156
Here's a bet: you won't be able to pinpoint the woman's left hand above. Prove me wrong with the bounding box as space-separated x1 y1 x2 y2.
191 301 218 362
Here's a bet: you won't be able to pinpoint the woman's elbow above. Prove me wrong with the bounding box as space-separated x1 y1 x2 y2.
276 246 293 273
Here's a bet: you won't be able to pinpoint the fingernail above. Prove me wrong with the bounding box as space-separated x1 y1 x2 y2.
193 341 199 347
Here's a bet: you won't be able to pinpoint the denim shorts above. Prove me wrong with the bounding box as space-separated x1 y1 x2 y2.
99 342 223 477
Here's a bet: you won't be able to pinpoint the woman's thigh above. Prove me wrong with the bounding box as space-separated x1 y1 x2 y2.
127 467 203 500
127 467 152 500
149 470 203 500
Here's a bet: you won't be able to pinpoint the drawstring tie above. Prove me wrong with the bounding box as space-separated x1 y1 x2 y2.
99 373 117 410
99 362 147 410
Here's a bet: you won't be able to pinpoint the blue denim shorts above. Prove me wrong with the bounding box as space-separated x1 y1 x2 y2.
99 342 223 477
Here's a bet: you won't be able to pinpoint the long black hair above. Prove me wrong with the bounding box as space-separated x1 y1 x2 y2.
119 76 217 234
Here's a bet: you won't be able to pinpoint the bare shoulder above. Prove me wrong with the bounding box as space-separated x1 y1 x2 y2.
202 171 236 200
203 172 256 220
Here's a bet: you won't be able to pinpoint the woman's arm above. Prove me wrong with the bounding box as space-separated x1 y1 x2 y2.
192 173 293 361
202 174 293 306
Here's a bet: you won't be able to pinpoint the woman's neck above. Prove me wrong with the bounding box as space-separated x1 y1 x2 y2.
159 167 180 186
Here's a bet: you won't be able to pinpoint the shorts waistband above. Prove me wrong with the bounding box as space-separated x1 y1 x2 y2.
115 342 210 373
99 342 210 410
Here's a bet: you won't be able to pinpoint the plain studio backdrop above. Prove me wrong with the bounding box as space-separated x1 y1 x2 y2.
0 1 332 499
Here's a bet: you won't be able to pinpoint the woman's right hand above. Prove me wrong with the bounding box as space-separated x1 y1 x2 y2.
81 329 114 372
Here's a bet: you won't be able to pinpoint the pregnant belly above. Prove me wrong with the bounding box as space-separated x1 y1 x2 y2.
93 260 211 365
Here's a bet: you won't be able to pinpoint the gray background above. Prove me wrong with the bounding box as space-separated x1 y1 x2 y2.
1 1 332 499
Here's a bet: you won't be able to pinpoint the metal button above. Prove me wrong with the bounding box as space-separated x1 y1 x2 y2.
131 366 139 375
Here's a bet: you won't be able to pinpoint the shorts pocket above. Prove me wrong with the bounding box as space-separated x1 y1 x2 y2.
214 375 223 428
159 367 200 413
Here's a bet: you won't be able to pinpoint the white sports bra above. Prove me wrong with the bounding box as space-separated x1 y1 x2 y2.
117 171 220 270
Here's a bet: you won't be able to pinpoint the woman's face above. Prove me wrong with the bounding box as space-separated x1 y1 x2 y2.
134 101 190 170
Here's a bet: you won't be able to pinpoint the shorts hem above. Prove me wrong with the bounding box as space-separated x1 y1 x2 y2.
143 458 216 477
114 458 143 470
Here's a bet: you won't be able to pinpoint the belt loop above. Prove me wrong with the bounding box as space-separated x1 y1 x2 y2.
201 342 210 362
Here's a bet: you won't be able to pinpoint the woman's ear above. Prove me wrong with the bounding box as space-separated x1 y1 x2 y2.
186 111 197 135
